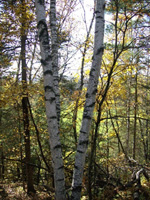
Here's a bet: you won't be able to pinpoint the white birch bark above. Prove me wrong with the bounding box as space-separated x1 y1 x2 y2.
50 0 60 122
71 0 105 199
35 1 66 199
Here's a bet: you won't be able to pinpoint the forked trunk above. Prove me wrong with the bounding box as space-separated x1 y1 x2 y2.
35 1 66 199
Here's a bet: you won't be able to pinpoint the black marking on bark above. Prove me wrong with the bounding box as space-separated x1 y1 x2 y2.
52 43 58 49
46 55 52 61
58 166 64 170
72 185 82 192
86 92 90 98
37 20 49 40
79 140 88 146
41 59 47 66
37 19 47 29
50 97 56 102
92 88 97 94
45 98 50 101
42 40 49 46
103 3 106 9
42 55 52 66
83 114 92 119
48 115 57 120
44 70 53 76
80 130 87 134
54 144 61 149
88 101 95 108
95 11 100 14
96 47 104 55
56 178 64 182
77 149 84 154
52 63 57 68
96 16 103 19
38 0 44 5
44 85 53 91
74 165 78 169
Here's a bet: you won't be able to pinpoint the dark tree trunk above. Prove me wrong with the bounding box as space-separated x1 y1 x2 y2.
133 68 138 160
0 144 4 180
20 0 35 194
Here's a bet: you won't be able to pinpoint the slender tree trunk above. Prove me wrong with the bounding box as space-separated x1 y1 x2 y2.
50 0 60 122
0 68 3 180
0 144 4 180
27 99 50 171
145 65 149 162
20 0 35 193
139 119 147 161
29 39 37 84
88 126 94 200
133 69 138 160
126 70 131 156
15 54 21 83
108 106 126 157
18 105 25 190
71 1 105 199
106 112 109 179
36 155 41 185
72 13 95 146
145 118 149 161
35 1 66 199
1 147 4 180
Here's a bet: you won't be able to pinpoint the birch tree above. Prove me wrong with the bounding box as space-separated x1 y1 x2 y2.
35 0 66 199
50 0 60 122
71 0 105 199
35 0 105 199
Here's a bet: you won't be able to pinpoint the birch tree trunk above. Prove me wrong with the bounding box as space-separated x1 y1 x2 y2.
35 1 66 199
50 0 60 122
71 0 105 199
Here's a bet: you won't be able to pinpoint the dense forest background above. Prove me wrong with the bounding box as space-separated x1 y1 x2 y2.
0 0 150 199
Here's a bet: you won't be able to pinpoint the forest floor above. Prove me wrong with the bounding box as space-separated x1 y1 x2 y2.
0 181 150 200
0 182 51 200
